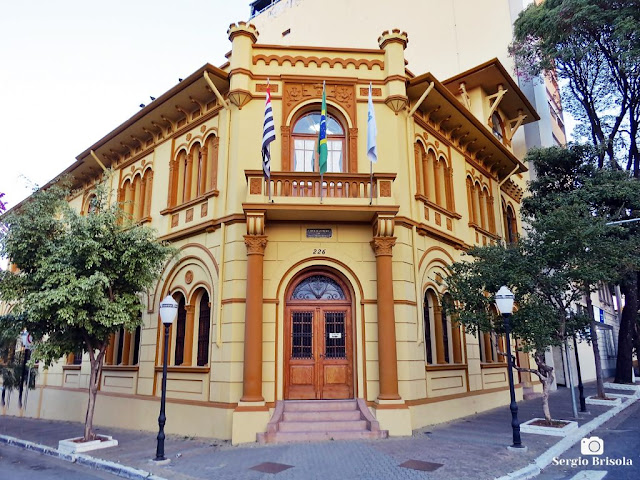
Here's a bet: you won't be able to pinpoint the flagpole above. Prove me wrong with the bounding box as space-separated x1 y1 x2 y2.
369 159 373 206
267 146 272 203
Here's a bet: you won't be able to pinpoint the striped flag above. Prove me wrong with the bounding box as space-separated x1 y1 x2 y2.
367 83 378 163
262 83 276 179
318 81 328 175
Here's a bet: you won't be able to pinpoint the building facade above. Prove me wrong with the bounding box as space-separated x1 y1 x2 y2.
3 22 542 444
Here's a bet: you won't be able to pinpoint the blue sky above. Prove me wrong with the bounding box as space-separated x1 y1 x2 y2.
0 1 249 208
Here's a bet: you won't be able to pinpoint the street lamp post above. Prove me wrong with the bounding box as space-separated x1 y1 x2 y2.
154 295 178 463
495 285 524 450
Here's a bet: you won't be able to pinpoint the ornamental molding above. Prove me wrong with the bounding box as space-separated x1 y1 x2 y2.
282 82 356 128
244 235 268 255
370 236 396 257
253 54 383 71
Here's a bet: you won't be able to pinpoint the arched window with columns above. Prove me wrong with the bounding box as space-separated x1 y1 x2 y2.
118 168 153 223
424 290 464 365
169 136 219 208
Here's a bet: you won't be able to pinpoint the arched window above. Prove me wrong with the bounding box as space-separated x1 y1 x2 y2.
503 203 517 244
491 112 504 141
169 137 218 208
196 290 211 366
174 294 187 366
105 312 142 366
292 112 345 173
466 177 475 225
423 290 433 364
483 186 495 234
423 290 464 365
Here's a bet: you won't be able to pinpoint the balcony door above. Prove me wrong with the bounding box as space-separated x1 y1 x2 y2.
284 273 353 400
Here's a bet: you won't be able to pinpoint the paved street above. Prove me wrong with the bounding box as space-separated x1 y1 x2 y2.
537 397 640 480
0 444 117 480
0 381 638 479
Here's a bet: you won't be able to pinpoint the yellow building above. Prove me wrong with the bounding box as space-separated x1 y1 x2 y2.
4 22 540 444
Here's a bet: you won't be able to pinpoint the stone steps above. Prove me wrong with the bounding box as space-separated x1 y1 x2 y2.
257 399 388 444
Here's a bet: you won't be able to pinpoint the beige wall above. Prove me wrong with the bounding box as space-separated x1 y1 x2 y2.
2 22 533 441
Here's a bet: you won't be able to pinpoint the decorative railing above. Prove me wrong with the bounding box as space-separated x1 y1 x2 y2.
245 171 396 201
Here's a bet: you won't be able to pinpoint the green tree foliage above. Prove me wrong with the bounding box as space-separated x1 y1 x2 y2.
511 0 640 384
446 145 640 419
511 0 640 171
0 176 174 440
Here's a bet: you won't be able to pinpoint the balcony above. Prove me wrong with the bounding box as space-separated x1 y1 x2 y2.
244 170 398 222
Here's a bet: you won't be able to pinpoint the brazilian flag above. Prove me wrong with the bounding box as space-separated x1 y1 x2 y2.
318 82 328 174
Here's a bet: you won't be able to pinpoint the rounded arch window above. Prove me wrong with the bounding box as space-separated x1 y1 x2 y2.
291 274 347 301
292 111 346 173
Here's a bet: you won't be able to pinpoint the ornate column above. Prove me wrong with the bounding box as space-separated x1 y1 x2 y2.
144 171 154 218
370 215 400 400
241 213 267 402
168 160 177 207
183 305 196 366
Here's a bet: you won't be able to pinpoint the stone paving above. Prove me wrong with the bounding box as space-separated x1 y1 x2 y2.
0 381 637 480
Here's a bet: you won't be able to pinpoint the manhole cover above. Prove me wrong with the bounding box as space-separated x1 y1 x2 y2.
399 459 444 472
250 462 294 474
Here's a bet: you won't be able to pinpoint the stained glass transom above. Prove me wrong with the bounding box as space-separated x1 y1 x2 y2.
291 275 346 300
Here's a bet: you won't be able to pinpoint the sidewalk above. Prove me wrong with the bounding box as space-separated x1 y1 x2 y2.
1 381 638 480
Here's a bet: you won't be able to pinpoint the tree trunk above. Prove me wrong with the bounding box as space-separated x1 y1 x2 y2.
615 272 637 383
540 371 553 423
83 340 107 442
585 291 606 397
518 352 555 424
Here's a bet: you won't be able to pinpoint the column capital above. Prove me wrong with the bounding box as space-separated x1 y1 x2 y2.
185 304 195 313
244 235 268 255
370 236 396 257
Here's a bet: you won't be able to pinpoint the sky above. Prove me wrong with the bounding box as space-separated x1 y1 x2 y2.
0 0 250 210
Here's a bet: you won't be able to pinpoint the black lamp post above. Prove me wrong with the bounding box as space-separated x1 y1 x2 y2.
154 295 178 463
495 285 524 449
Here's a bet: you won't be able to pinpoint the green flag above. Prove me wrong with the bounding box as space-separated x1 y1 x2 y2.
318 82 328 174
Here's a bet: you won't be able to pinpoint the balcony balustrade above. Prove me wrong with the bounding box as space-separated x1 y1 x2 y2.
244 170 398 222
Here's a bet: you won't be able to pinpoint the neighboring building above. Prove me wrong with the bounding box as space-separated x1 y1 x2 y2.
1 22 542 443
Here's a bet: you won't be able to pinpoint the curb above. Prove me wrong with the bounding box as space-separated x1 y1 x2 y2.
0 434 166 480
496 390 640 480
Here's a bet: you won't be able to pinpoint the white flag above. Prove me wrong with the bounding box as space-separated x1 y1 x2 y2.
367 83 378 163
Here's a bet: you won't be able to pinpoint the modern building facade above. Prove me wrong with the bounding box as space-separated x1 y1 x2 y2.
2 20 544 444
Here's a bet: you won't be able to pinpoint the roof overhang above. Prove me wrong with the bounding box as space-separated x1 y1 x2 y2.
442 58 539 124
407 72 528 181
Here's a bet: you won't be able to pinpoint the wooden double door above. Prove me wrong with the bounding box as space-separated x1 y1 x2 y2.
284 274 354 400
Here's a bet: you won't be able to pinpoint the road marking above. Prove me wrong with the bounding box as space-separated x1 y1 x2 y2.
569 471 607 480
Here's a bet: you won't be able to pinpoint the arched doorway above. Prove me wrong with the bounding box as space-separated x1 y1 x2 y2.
284 270 354 400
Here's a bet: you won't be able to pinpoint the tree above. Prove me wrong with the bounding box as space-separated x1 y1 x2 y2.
0 177 174 441
511 0 640 383
524 145 640 394
445 240 589 424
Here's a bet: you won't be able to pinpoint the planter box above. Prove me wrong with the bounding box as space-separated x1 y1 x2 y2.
585 395 622 407
58 435 118 454
519 418 579 437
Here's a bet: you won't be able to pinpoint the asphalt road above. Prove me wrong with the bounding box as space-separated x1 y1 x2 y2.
0 444 118 480
538 397 640 480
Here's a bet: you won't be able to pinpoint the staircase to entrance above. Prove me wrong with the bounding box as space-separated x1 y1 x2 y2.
257 399 388 444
